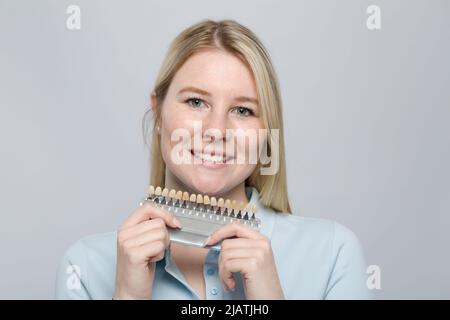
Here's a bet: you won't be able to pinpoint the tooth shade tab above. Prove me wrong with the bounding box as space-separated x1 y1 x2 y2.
148 185 155 196
143 185 260 230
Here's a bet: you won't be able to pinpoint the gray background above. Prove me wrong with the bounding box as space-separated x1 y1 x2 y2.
0 0 449 299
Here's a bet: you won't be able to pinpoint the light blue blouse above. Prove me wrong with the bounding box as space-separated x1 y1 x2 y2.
55 187 373 299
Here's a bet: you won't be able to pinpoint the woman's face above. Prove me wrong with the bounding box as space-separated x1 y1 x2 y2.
153 49 264 196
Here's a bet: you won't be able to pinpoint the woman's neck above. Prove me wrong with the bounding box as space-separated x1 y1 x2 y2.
163 171 249 204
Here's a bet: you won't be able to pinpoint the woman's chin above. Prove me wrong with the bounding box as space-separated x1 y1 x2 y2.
182 172 233 196
192 180 229 196
168 162 248 196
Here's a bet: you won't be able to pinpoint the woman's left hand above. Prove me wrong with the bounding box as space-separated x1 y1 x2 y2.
204 221 285 299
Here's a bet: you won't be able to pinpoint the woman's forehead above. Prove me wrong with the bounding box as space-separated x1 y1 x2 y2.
171 50 258 99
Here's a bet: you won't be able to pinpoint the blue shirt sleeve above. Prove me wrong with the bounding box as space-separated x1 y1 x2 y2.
55 240 92 300
324 222 373 299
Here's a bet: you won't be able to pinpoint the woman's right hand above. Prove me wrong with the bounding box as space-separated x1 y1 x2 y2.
113 201 182 300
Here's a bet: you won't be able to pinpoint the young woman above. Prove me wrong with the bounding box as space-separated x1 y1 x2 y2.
55 19 372 300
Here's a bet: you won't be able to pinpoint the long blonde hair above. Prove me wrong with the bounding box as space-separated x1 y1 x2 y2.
143 19 291 213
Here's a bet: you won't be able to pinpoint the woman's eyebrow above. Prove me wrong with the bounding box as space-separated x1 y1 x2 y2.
234 96 258 105
177 86 258 104
177 86 211 97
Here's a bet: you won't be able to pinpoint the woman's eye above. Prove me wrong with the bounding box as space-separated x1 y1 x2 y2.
185 97 204 108
233 106 254 117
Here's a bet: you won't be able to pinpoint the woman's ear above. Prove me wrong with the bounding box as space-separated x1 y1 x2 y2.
150 91 161 134
150 91 159 113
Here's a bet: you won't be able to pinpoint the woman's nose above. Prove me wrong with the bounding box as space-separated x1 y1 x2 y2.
202 108 230 142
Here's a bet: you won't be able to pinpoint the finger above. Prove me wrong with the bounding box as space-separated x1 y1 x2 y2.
219 258 253 291
122 226 169 249
149 250 165 263
206 221 264 246
118 218 166 242
218 259 236 291
220 238 263 251
127 240 166 265
120 201 181 230
219 248 259 291
219 247 258 265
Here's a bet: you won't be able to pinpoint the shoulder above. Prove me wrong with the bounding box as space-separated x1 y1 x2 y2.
62 231 117 262
269 213 371 299
271 212 362 250
55 231 117 299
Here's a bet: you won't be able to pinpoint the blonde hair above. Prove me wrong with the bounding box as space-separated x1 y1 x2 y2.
143 19 292 213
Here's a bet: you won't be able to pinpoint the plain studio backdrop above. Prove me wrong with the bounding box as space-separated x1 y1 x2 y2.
0 0 449 299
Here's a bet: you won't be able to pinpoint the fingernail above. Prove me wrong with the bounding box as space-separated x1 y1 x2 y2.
203 236 211 246
173 217 182 228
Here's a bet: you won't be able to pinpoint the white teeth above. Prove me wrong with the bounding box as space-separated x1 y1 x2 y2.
194 152 226 163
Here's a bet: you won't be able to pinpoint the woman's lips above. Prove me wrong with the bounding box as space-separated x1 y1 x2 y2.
190 149 234 168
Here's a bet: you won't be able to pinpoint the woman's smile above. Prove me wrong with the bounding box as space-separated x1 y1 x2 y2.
190 148 234 169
